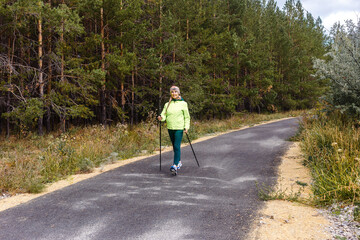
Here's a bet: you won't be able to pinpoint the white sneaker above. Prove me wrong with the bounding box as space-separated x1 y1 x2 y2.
170 165 177 175
177 161 182 170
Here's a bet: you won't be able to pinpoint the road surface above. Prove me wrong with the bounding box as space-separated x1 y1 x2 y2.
0 118 299 240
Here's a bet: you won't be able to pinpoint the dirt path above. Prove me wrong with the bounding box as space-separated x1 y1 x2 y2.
248 142 332 240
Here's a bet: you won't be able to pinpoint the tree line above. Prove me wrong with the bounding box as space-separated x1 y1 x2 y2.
0 0 328 136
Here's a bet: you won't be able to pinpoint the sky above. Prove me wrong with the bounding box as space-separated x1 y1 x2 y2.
276 0 360 32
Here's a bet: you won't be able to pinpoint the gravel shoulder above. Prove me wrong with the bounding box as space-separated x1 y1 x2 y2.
248 142 332 239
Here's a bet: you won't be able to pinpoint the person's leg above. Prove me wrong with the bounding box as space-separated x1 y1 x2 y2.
173 130 183 166
168 129 175 147
168 129 176 167
168 129 177 174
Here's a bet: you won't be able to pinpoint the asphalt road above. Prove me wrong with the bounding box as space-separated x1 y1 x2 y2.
0 118 299 240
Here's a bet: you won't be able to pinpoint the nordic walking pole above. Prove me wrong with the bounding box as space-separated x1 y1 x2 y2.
158 80 162 171
159 121 162 171
158 109 162 171
185 132 200 167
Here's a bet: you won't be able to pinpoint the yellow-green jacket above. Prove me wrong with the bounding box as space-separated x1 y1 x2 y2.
160 98 190 130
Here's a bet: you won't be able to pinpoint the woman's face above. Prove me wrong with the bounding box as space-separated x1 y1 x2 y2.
171 90 179 99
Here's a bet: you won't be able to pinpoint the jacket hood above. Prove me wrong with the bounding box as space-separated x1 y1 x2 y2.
172 97 184 101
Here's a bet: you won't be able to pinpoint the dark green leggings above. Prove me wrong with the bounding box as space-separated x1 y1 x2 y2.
168 129 183 166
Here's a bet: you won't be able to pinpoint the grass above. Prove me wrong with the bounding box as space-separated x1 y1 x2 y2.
256 182 308 204
354 203 360 222
0 110 302 195
299 110 360 205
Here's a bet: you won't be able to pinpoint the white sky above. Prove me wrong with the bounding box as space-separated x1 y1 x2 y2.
276 0 360 32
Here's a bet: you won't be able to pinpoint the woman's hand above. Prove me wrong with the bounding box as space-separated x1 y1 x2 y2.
157 116 162 121
184 128 188 134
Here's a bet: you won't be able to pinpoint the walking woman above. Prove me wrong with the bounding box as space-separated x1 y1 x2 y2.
158 86 190 175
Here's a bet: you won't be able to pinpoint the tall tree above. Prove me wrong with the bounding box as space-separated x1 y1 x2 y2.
0 0 328 135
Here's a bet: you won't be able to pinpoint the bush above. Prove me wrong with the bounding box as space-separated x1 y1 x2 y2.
314 20 360 119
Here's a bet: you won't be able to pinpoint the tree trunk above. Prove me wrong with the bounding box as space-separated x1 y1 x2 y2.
47 0 52 132
121 82 125 124
120 0 125 124
60 116 66 132
6 37 12 138
38 2 44 136
131 69 135 126
120 0 123 55
159 0 163 115
20 34 25 93
173 23 176 63
27 32 31 65
100 4 107 126
135 65 139 124
6 89 10 138
60 0 65 82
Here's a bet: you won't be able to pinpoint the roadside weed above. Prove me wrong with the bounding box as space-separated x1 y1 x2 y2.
256 182 307 204
296 181 308 187
300 110 360 204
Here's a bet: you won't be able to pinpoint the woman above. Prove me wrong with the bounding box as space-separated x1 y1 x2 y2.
158 86 190 175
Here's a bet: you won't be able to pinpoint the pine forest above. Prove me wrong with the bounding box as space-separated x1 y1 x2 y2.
0 0 328 136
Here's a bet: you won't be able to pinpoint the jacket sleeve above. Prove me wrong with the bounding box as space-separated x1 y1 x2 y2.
183 102 190 130
160 103 168 122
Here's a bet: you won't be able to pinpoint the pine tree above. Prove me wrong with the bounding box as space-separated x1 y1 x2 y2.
0 0 329 135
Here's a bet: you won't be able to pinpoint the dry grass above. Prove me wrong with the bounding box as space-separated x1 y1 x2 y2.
300 110 360 204
0 110 303 194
